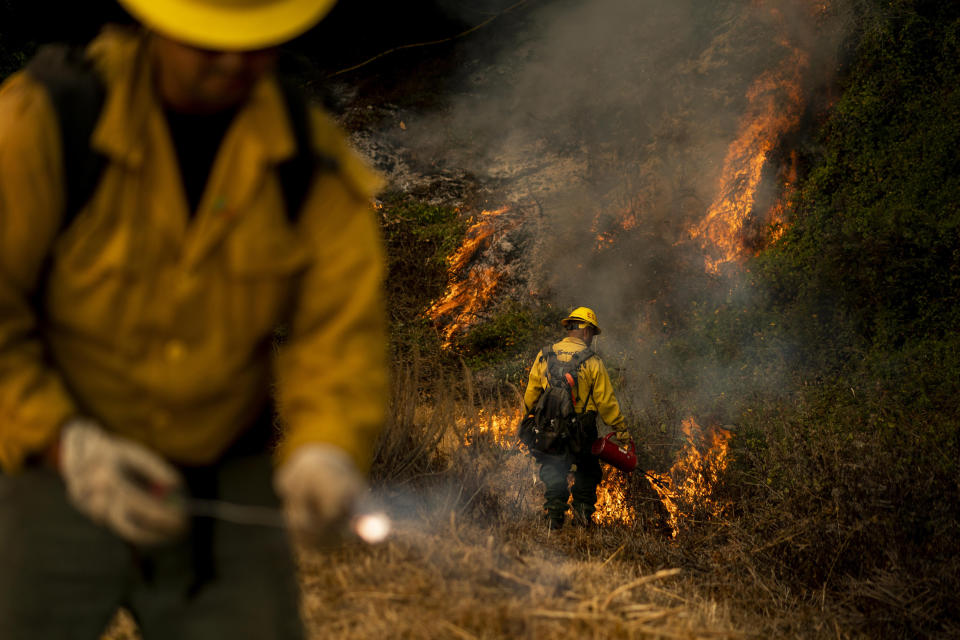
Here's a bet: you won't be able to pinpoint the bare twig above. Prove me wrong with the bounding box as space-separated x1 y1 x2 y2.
600 544 626 568
439 620 479 640
601 569 682 611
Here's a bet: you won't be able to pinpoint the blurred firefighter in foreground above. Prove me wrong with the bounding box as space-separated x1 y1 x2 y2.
0 0 387 637
520 307 631 530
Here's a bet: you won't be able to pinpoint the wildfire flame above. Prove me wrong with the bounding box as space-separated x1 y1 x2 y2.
586 2 823 271
428 207 514 347
461 407 522 447
456 408 731 533
645 417 733 537
593 466 636 526
691 35 810 273
593 204 639 251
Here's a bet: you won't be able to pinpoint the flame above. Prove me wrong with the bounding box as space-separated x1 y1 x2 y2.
428 207 514 347
766 148 800 245
593 204 640 251
691 35 809 272
646 417 733 537
587 1 822 269
461 407 522 447
688 0 836 271
455 409 731 533
593 466 636 526
455 407 637 526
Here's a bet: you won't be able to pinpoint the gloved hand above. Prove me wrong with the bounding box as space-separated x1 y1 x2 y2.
615 430 633 444
59 418 188 545
273 443 365 540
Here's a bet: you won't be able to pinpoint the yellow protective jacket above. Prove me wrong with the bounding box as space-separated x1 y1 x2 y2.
523 337 625 429
0 29 387 473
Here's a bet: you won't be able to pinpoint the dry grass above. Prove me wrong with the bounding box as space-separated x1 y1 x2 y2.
298 511 738 640
101 363 878 639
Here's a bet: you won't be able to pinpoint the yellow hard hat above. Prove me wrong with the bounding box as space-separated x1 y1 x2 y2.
561 306 601 334
118 0 338 51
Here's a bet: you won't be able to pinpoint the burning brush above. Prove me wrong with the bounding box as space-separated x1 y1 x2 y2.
644 417 734 537
589 419 734 534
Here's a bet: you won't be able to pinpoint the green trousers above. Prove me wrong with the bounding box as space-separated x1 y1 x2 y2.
0 455 304 640
534 449 603 523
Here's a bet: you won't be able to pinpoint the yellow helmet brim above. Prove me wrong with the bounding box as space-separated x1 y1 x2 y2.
562 318 601 335
119 0 338 51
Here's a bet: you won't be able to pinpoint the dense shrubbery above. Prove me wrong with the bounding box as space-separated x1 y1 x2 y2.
452 300 565 370
761 0 960 352
721 0 960 633
378 194 466 362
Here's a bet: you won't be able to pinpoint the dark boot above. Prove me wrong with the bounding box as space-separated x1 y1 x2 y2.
545 513 565 530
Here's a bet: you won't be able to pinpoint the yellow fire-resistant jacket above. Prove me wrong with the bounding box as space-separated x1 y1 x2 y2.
0 29 388 473
523 337 625 430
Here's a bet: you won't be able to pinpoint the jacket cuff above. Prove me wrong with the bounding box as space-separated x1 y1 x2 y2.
0 395 75 474
274 423 376 475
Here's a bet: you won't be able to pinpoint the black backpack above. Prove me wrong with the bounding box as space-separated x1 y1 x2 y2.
519 345 595 455
24 43 336 236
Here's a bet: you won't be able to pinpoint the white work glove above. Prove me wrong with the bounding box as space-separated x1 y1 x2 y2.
274 443 365 540
60 419 188 545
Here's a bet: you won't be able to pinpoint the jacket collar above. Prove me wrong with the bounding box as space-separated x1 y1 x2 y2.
560 336 589 348
89 30 297 168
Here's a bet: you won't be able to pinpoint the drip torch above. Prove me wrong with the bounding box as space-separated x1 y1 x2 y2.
121 464 391 544
591 432 637 472
185 497 392 545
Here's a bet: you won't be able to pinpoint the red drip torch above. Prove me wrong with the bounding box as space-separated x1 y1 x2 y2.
591 432 637 472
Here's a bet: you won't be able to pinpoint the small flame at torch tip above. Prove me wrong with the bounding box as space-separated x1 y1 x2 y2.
353 512 391 544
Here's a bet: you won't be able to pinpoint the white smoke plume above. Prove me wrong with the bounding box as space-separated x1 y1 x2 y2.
388 0 853 424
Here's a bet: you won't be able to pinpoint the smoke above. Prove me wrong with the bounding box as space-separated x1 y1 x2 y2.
392 0 852 423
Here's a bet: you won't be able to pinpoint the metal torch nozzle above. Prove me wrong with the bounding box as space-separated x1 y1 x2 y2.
184 498 392 545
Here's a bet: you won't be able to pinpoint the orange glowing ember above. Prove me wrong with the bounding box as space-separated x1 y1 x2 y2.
428 207 515 347
592 201 642 251
646 417 733 537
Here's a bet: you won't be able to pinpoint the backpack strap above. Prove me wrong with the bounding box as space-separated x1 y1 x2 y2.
275 79 339 223
542 345 597 404
568 347 595 371
565 347 596 409
27 47 339 232
541 345 565 388
25 44 107 233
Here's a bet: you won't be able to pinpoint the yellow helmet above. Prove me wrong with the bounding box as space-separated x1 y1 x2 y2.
118 0 338 51
561 306 601 334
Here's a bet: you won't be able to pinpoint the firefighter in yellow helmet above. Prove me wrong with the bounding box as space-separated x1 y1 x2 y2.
521 307 632 529
0 1 387 637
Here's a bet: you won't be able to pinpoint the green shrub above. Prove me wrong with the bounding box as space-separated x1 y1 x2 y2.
453 300 564 369
718 2 960 632
379 194 466 361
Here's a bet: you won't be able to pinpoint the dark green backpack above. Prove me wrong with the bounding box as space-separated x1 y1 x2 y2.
519 345 595 454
